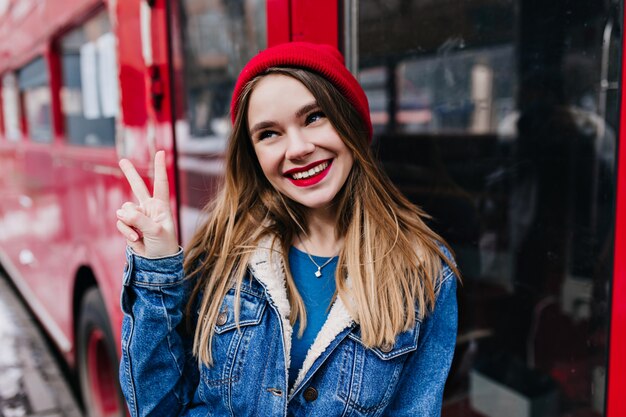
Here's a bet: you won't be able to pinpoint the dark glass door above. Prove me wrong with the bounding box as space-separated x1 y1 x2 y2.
357 1 620 415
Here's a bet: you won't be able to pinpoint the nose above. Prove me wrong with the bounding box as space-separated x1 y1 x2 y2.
284 128 315 161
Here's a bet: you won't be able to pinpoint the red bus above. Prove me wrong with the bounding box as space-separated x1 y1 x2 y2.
0 1 624 416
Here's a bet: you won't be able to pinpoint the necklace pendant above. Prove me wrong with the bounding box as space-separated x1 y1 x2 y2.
315 268 322 278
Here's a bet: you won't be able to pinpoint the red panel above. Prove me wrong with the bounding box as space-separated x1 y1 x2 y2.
166 0 186 122
0 82 5 139
19 90 27 136
115 0 148 127
607 7 626 416
45 43 64 140
290 0 338 48
267 0 291 46
147 0 173 126
264 0 339 48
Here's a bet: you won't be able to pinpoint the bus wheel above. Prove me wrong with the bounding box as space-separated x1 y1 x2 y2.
77 288 125 417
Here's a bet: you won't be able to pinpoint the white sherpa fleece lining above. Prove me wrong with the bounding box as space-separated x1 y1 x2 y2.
248 235 356 395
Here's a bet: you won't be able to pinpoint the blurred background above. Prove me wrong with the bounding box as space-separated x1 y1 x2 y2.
0 0 624 416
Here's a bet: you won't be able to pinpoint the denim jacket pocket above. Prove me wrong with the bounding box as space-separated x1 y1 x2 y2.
213 287 266 334
198 288 267 395
337 321 421 415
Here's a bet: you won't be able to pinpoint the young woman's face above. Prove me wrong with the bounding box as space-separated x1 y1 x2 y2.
247 74 354 211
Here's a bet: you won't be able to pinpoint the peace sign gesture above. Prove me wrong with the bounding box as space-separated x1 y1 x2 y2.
116 151 179 258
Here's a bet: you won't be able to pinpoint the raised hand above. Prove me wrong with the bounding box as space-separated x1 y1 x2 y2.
116 151 179 258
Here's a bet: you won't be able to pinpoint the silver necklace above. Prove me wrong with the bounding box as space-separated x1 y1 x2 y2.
298 238 337 278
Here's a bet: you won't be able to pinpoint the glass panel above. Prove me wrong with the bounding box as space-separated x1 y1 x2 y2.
173 0 267 243
358 1 618 416
395 45 516 134
19 58 52 143
19 58 48 89
59 10 116 147
2 73 22 141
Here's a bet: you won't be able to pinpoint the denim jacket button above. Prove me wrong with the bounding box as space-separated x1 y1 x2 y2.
303 387 318 402
216 311 228 326
381 342 394 353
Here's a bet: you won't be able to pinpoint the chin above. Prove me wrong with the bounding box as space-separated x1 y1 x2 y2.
298 195 340 210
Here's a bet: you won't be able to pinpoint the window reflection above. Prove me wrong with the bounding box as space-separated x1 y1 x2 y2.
393 45 516 133
2 73 22 141
358 0 617 415
19 58 52 143
59 10 117 147
178 0 266 141
174 0 266 243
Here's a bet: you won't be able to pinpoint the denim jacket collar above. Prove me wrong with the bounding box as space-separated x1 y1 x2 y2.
248 235 356 394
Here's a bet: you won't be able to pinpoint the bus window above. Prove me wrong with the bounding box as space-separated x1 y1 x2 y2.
2 72 22 141
19 58 52 143
59 10 117 147
175 0 266 141
356 0 617 416
173 0 266 243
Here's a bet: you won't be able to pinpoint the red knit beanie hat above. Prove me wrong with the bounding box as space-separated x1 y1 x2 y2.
231 42 373 141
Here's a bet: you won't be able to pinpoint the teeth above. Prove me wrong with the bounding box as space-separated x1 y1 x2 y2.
291 161 329 180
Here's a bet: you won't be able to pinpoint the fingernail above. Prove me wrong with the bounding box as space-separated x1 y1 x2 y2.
116 209 124 218
130 233 138 241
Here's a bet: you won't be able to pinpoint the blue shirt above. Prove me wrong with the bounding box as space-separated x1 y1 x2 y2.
288 246 337 387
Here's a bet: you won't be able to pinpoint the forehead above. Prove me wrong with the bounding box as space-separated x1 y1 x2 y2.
247 74 316 122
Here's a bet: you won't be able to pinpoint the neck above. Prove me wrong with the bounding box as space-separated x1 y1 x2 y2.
296 207 342 257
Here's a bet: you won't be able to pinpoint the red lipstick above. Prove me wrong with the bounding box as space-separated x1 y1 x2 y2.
285 159 332 187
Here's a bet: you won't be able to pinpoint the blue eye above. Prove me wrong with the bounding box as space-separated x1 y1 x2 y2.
305 111 326 125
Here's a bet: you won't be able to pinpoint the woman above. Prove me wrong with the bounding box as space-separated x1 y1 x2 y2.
115 42 458 417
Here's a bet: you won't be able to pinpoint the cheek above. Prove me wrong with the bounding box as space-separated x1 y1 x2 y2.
341 152 354 177
346 154 355 172
254 150 280 179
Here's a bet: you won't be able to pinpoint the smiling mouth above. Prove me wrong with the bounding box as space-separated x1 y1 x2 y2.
288 160 330 180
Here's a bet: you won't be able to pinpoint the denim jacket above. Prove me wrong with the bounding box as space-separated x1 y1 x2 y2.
120 236 458 417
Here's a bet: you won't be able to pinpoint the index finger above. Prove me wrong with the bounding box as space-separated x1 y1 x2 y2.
119 158 151 203
152 150 170 202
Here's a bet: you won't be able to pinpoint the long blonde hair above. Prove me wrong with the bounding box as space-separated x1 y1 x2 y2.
184 67 458 364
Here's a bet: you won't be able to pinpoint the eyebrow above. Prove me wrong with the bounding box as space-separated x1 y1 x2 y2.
249 101 320 136
295 102 320 119
249 121 275 137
